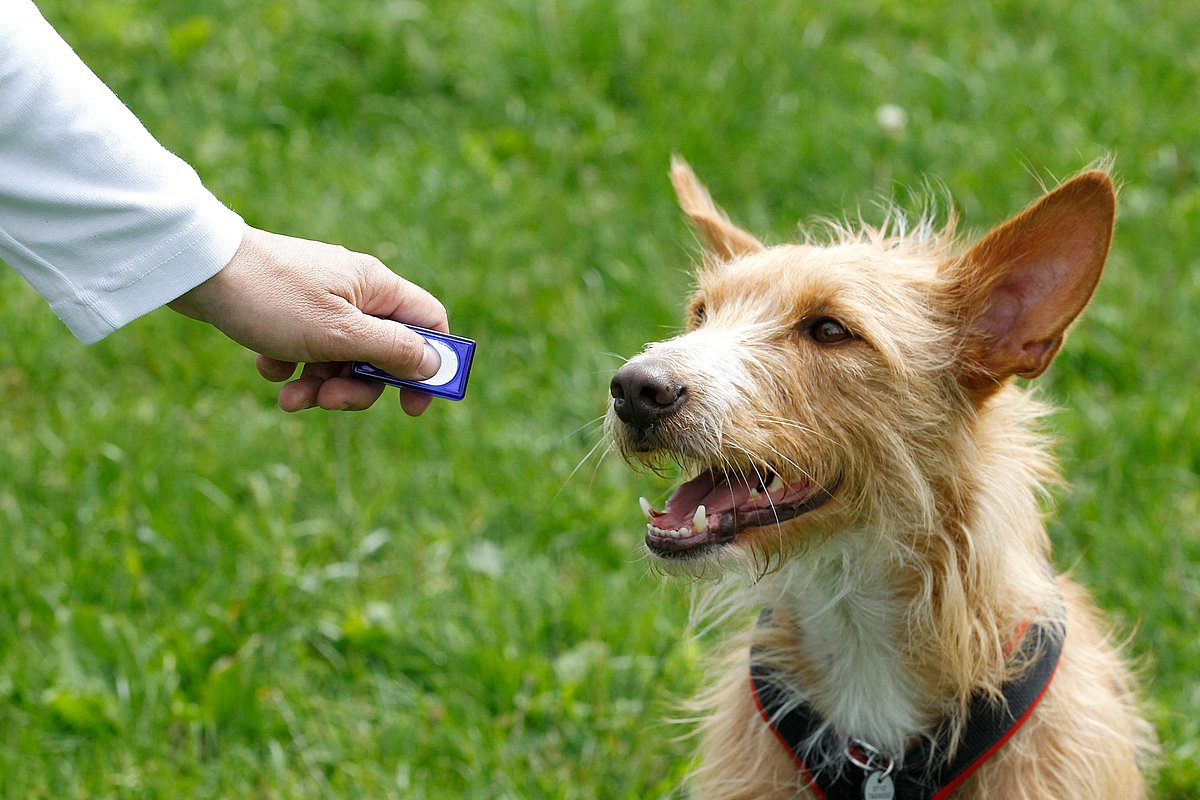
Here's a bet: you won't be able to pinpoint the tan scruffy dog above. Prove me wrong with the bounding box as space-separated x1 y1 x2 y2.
606 158 1154 799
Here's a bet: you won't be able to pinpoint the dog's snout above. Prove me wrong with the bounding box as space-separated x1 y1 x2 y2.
610 361 688 430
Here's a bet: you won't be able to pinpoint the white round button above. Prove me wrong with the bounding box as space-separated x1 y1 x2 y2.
418 339 459 387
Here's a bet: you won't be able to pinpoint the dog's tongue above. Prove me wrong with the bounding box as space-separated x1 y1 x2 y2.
654 470 752 528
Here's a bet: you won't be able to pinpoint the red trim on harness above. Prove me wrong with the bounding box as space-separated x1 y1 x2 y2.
749 675 825 800
1005 620 1032 657
929 657 1060 799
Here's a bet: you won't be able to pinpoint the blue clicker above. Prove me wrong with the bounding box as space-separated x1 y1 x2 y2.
351 325 475 401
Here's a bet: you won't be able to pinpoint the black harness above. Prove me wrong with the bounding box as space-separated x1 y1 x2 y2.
749 611 1064 800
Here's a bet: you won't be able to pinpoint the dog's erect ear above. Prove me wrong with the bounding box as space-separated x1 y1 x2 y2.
943 170 1115 392
670 155 764 262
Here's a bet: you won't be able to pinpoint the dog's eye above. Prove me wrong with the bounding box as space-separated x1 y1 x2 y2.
808 317 853 345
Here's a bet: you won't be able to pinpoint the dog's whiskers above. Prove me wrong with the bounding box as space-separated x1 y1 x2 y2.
554 433 613 503
563 414 607 441
758 415 839 446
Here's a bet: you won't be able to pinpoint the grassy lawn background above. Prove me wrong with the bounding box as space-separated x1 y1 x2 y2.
1 0 1197 796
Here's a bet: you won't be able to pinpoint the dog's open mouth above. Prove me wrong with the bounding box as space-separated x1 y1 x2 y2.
640 467 836 557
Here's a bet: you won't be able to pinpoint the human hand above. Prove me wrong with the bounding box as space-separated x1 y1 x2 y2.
169 226 448 415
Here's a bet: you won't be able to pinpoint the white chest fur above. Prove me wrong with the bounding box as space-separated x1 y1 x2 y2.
757 540 928 757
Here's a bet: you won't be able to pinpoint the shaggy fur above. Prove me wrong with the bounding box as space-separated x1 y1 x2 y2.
606 158 1153 798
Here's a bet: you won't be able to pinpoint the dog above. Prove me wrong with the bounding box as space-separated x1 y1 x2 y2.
606 158 1153 799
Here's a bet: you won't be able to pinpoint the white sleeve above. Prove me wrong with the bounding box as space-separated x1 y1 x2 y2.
0 0 245 344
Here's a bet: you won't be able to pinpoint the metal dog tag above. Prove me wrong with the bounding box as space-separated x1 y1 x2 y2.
862 770 895 800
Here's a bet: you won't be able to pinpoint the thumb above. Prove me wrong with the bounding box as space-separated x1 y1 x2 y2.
348 315 442 380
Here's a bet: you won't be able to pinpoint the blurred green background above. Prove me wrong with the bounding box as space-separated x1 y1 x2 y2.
1 0 1197 796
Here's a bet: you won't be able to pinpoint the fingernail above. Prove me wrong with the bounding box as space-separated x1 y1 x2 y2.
417 342 441 380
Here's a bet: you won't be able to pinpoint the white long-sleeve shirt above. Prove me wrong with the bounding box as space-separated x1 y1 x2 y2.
0 0 245 343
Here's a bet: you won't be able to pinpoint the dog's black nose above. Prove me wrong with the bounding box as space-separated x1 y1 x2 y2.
610 361 688 431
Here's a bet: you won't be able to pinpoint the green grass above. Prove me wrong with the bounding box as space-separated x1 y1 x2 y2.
1 0 1197 796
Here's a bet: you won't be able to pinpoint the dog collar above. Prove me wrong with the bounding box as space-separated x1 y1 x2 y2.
749 611 1064 800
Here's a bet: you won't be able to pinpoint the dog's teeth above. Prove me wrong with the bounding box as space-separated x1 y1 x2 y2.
692 505 707 534
639 496 658 521
766 474 785 494
748 487 761 500
647 523 698 539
